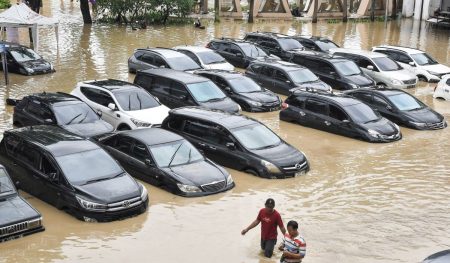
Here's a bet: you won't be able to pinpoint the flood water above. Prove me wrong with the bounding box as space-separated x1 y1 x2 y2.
1 1 450 263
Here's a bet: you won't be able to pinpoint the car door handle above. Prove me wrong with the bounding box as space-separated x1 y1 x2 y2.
324 121 331 126
12 162 17 166
209 146 217 150
198 143 206 147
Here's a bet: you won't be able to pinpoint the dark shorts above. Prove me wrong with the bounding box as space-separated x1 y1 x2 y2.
260 239 277 258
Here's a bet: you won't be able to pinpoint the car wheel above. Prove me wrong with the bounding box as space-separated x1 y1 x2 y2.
245 169 260 177
117 124 131 131
418 75 427 82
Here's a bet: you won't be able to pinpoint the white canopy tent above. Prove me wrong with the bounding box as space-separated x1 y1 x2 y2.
0 3 59 50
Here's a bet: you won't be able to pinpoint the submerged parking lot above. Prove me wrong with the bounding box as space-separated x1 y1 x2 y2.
1 1 450 262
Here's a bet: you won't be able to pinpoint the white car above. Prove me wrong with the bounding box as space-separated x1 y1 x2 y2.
173 46 235 71
330 48 418 89
434 75 450 101
71 79 170 130
372 45 450 82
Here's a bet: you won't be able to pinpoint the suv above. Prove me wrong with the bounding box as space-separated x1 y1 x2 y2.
372 45 450 82
71 79 170 130
290 36 340 52
280 90 402 142
11 92 113 137
345 88 446 130
206 38 277 68
173 45 234 71
0 41 54 75
245 60 331 95
127 47 202 73
244 32 304 60
0 165 44 243
162 107 309 179
0 126 149 222
134 68 240 113
289 51 375 90
194 70 281 112
330 48 418 89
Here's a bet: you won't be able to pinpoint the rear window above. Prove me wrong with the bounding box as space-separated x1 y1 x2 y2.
372 57 402 71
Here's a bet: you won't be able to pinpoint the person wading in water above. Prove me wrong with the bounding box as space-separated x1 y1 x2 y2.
279 220 306 263
241 198 286 258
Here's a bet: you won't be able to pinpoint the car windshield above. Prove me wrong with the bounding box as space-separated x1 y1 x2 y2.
0 169 16 197
372 57 402 71
388 93 423 111
335 61 362 76
56 149 124 186
231 123 281 150
240 44 268 58
167 55 202 71
228 77 262 93
150 140 204 168
113 89 160 111
315 40 339 51
288 69 319 83
278 38 303 51
53 102 99 125
9 47 41 62
345 103 380 123
187 81 226 102
411 53 438 66
196 51 226 64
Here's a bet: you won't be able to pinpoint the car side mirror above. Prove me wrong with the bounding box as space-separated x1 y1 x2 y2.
367 65 374 71
236 53 243 57
285 80 291 84
160 65 166 68
97 110 103 117
108 103 117 111
409 62 415 67
44 118 54 124
226 142 236 150
145 159 155 167
386 105 393 111
178 94 188 101
224 87 232 93
49 172 58 182
342 119 350 124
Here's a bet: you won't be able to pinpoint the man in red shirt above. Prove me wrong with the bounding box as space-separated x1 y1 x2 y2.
241 198 286 258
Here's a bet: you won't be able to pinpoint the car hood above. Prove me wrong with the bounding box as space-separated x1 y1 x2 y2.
239 91 279 103
74 174 140 204
21 59 52 69
359 117 399 135
382 69 416 81
250 142 306 167
402 107 444 123
0 195 40 226
297 80 331 91
61 120 114 138
123 105 170 125
204 62 234 71
161 160 226 186
199 97 240 113
421 64 450 74
343 74 374 86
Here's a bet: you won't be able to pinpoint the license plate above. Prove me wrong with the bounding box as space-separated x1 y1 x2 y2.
295 171 306 177
1 234 23 243
407 85 415 89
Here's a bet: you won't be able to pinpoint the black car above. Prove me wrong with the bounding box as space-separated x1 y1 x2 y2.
10 92 114 137
244 32 304 61
245 61 332 95
0 42 54 75
206 38 278 68
97 128 235 197
194 70 281 112
290 36 340 52
134 68 241 113
162 107 309 179
0 165 44 243
289 51 375 90
0 126 149 222
280 90 402 142
128 47 202 73
345 88 447 130
423 250 450 263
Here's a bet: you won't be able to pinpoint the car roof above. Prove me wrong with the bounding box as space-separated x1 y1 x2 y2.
246 32 293 39
294 35 333 41
82 79 140 91
6 126 99 157
348 87 405 96
26 92 81 104
331 48 386 58
251 60 305 71
293 90 361 107
210 38 255 45
139 68 208 84
174 45 213 53
293 50 348 62
374 45 423 54
136 47 187 58
170 107 257 129
119 128 183 146
0 41 29 49
194 70 243 80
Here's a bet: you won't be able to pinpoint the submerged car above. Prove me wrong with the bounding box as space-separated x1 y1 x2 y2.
280 90 402 143
433 75 450 101
346 88 446 130
97 128 234 197
194 70 281 112
173 45 234 71
291 35 340 52
244 32 305 61
423 250 450 263
0 42 54 75
0 126 149 222
10 92 113 137
0 165 44 243
162 107 309 179
71 79 170 130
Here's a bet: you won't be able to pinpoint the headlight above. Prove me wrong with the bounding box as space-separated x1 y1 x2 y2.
368 129 381 138
248 100 262 107
50 64 54 70
350 83 359 89
76 196 107 211
393 123 400 130
237 105 242 112
28 217 42 229
392 79 403 85
226 174 234 185
261 160 281 174
131 118 152 127
177 183 202 193
140 183 148 201
409 121 427 127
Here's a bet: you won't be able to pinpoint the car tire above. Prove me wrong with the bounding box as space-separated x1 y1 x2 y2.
245 169 260 177
117 124 131 131
417 75 427 82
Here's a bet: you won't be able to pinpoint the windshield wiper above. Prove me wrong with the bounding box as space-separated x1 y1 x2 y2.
203 97 224 103
78 111 89 124
136 94 142 110
82 173 124 185
168 142 184 168
66 113 82 125
364 119 380 124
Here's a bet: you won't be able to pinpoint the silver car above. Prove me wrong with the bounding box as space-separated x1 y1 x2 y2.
330 48 418 89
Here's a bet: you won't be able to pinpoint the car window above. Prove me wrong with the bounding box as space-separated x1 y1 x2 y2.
357 57 376 69
115 136 134 154
183 120 220 144
372 57 402 71
134 74 152 88
140 54 154 64
0 169 16 197
305 99 327 115
228 77 262 93
315 62 335 75
260 39 279 50
26 101 53 120
149 140 203 168
334 61 362 76
17 143 39 169
39 155 57 179
299 40 316 50
344 103 379 123
373 95 389 107
231 123 281 150
171 81 190 98
287 69 319 83
240 43 268 58
261 66 273 77
410 53 438 66
53 102 98 125
292 56 320 71
274 70 289 82
179 50 201 65
166 117 184 131
4 135 21 156
113 89 160 111
215 77 229 89
351 92 373 104
315 40 339 51
154 55 169 68
132 141 149 162
249 64 263 73
329 105 348 121
387 93 423 111
151 76 172 94
227 44 243 56
80 87 115 107
186 81 226 102
165 55 201 71
396 52 413 64
196 51 225 64
9 47 41 62
277 38 303 51
286 96 305 108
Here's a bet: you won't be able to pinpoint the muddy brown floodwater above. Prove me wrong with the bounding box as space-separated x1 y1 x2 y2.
1 1 450 263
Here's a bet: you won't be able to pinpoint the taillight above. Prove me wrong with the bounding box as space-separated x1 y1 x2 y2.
281 102 289 110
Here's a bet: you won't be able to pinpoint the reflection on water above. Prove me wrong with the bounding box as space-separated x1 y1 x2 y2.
0 1 450 263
